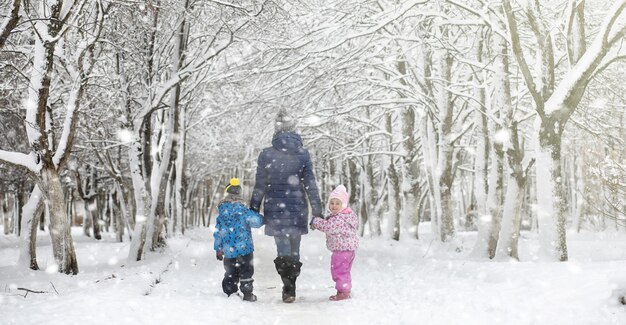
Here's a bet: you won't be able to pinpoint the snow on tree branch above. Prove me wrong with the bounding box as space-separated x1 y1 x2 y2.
544 0 626 115
0 150 39 174
0 0 20 50
307 0 428 53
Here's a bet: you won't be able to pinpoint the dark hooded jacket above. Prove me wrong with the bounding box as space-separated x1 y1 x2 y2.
250 131 323 236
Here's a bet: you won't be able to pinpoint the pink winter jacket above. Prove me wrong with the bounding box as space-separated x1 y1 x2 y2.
311 207 359 251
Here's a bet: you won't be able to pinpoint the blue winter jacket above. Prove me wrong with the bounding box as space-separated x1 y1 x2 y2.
213 201 264 259
250 131 323 236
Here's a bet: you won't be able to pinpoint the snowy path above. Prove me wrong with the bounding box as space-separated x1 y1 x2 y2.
146 229 392 323
2 227 626 324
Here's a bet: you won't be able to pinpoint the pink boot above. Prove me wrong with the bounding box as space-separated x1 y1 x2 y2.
329 291 351 301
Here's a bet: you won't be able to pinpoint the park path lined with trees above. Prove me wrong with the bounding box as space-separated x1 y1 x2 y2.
0 0 625 275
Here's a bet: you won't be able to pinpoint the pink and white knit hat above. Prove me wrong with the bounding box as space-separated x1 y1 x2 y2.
328 185 349 209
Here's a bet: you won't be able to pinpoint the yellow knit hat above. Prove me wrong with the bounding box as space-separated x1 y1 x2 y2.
225 178 241 195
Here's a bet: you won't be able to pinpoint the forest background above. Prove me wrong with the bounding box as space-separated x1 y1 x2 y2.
0 0 625 283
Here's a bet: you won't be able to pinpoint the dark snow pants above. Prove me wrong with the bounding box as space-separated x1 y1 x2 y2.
222 253 254 296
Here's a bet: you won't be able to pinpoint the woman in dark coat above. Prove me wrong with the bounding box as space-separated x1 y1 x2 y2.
249 108 323 303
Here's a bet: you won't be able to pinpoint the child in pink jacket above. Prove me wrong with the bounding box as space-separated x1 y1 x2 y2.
310 185 359 301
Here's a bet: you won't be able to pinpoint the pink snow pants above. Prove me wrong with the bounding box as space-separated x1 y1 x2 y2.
330 250 356 293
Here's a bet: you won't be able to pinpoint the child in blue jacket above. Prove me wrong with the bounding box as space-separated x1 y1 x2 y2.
214 178 264 301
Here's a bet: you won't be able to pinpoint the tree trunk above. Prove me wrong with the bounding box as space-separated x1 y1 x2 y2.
357 108 381 237
41 168 79 274
475 10 510 258
18 186 43 270
365 153 382 236
207 176 222 227
119 186 129 242
436 49 455 242
201 183 209 227
348 159 362 236
396 57 422 240
1 193 10 234
571 153 584 232
495 173 525 260
173 1 189 233
388 160 402 241
535 116 568 261
82 196 92 237
16 190 25 236
386 111 402 241
166 166 176 235
469 33 490 257
128 134 151 261
496 122 533 260
401 105 422 239
421 112 440 240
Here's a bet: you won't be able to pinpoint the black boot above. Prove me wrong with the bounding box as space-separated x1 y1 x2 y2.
287 259 302 302
274 256 293 302
274 256 302 303
243 292 257 302
240 278 256 302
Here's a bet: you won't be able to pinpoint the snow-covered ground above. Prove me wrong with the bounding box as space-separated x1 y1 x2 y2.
1 225 626 325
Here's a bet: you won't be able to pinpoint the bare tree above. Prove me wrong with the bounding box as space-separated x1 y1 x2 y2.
503 0 626 261
0 0 105 274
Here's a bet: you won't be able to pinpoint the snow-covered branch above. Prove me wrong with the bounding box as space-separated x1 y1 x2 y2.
135 30 234 124
565 0 586 65
602 0 626 45
502 0 544 112
52 80 81 168
0 0 20 49
44 0 89 44
591 54 626 80
206 0 266 16
445 0 508 40
0 149 39 174
544 0 626 115
308 0 428 53
53 1 107 169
